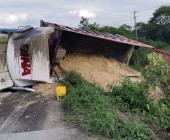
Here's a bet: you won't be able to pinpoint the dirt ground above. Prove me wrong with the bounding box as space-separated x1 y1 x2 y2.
149 87 165 100
0 91 98 140
57 54 142 90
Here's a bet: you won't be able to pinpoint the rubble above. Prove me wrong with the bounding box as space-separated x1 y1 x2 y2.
57 53 142 90
0 21 153 92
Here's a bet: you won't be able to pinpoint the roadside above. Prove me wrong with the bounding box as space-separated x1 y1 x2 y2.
0 92 97 140
62 72 170 140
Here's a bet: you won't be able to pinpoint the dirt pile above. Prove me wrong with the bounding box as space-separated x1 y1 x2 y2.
57 54 142 90
33 84 57 97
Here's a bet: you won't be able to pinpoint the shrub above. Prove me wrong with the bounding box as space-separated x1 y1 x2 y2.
108 80 150 112
115 121 152 140
142 92 170 131
62 72 152 139
143 52 170 87
130 38 170 71
130 48 151 71
108 79 170 132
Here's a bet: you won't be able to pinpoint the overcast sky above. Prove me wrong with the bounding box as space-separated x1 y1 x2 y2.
0 0 169 28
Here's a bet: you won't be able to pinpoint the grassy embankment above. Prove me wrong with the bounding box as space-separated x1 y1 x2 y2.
62 72 170 140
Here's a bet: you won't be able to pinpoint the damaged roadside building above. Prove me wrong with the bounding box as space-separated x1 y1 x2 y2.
0 20 153 92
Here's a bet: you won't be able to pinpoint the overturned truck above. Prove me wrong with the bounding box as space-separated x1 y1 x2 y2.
0 20 153 90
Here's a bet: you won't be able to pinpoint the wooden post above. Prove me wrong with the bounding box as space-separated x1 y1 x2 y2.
125 46 135 65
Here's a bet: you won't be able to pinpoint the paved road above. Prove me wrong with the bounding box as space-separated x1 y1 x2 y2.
0 92 96 140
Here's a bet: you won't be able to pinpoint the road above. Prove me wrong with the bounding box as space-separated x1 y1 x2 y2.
0 91 96 140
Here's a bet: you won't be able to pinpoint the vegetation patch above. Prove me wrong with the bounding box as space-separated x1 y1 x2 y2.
108 79 170 138
107 80 150 112
62 71 152 139
62 6 170 139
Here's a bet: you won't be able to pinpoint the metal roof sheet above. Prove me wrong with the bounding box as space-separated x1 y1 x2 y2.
40 20 153 49
0 26 33 34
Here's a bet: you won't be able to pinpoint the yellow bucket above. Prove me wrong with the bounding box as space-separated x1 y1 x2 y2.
55 86 66 101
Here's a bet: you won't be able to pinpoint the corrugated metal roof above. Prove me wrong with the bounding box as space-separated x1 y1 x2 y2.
0 26 33 34
40 20 153 49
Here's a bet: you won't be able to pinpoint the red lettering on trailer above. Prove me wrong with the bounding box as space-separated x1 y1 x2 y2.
20 44 31 76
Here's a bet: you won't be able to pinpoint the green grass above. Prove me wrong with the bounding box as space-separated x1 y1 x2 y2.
141 93 170 131
62 72 152 139
107 79 170 138
107 80 150 112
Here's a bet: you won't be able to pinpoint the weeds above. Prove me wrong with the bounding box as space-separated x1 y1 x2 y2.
108 79 170 137
115 121 152 140
141 94 170 132
62 72 152 139
108 80 150 112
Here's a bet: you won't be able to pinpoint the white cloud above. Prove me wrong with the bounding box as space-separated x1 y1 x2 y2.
69 9 96 19
69 10 77 15
0 13 28 25
78 9 96 18
0 0 169 27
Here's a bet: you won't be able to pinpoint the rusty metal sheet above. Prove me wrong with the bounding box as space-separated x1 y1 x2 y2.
0 34 13 90
41 20 153 49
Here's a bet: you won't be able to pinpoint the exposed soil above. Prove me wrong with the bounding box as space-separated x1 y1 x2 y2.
117 110 170 140
149 87 165 101
33 84 57 97
57 54 142 90
148 123 170 140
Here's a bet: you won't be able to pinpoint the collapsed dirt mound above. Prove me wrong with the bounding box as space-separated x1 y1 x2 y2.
57 54 142 90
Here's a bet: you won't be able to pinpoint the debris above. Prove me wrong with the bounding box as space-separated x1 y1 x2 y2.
0 21 153 91
56 46 66 59
0 34 13 90
7 27 54 87
10 87 35 92
25 115 32 119
33 83 58 97
57 54 142 90
0 26 33 34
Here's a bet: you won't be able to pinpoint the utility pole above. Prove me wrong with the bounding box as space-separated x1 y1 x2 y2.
133 10 138 39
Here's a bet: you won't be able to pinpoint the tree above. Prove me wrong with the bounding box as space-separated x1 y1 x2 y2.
136 22 146 32
149 6 170 25
78 17 89 30
119 24 132 31
136 22 148 37
136 6 170 43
